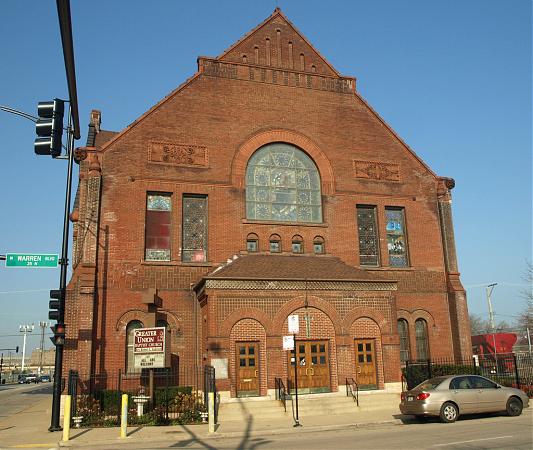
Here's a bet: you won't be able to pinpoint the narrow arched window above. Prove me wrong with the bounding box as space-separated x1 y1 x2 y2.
292 235 303 254
313 236 325 254
246 143 322 223
126 320 144 373
415 319 429 361
246 233 259 252
269 234 281 253
397 319 410 363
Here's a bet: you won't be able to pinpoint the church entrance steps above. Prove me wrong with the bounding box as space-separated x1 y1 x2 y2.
218 397 290 421
218 391 400 422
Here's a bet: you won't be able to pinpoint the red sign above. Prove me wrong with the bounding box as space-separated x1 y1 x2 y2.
133 327 165 353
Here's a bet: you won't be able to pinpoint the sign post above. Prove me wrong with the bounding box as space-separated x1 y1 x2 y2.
5 253 59 268
288 314 301 427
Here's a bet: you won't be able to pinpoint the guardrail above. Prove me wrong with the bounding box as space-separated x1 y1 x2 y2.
346 377 359 406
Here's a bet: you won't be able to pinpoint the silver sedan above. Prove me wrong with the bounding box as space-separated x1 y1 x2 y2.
399 374 530 423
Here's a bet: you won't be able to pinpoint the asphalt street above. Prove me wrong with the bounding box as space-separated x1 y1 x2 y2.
0 382 52 420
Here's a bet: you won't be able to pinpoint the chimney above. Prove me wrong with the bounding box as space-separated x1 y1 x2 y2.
90 109 101 133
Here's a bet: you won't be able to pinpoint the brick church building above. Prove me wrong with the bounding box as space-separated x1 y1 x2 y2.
65 8 471 397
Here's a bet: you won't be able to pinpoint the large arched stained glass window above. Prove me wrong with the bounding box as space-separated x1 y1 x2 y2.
246 143 322 223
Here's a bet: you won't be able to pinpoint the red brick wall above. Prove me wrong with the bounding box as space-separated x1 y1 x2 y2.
65 13 470 389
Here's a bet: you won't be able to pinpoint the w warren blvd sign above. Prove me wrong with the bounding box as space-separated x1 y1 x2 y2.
5 253 59 268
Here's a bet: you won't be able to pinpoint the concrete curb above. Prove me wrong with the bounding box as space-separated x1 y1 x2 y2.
54 417 404 448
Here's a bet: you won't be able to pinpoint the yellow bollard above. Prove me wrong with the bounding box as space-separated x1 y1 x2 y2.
208 392 215 433
62 395 71 442
120 393 128 438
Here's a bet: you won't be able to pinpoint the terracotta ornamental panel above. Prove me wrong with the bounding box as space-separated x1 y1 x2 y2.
353 160 400 182
149 142 209 168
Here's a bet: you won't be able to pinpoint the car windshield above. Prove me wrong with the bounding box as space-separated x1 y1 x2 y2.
413 376 447 391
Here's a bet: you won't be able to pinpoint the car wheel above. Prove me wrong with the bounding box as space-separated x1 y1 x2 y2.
506 397 523 417
439 402 459 423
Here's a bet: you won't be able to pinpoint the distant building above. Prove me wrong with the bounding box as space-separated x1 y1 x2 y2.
65 8 471 397
30 348 56 367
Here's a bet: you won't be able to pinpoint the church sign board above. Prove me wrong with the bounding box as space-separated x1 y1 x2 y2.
133 327 168 369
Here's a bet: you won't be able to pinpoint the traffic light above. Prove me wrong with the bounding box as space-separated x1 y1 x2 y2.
50 324 66 346
34 99 65 158
49 289 62 321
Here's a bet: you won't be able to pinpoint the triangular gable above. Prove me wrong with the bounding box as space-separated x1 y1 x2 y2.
218 8 340 77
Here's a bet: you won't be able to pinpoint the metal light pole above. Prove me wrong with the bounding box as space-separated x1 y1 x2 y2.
486 283 498 371
19 324 35 372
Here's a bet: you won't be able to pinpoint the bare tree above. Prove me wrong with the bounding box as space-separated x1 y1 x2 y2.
516 262 533 346
469 313 510 335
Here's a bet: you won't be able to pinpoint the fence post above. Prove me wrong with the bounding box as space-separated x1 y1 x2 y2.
427 359 432 379
120 393 128 438
512 353 520 389
62 395 71 442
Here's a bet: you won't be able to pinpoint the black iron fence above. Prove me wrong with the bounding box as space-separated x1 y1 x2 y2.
67 366 216 427
403 353 533 397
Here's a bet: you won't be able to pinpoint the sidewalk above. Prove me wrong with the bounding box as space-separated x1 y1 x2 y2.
0 397 403 449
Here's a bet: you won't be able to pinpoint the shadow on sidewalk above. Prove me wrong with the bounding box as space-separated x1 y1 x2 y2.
167 399 272 449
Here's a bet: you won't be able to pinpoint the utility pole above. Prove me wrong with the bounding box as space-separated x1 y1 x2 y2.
19 324 34 372
486 283 498 371
38 322 49 374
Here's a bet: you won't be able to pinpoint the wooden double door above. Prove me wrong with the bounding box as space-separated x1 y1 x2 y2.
288 340 331 394
355 339 377 389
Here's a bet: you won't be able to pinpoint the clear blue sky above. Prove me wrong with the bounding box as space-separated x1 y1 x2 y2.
0 0 531 352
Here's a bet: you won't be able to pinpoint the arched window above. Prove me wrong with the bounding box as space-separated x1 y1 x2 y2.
397 319 410 363
415 319 429 361
246 143 322 223
313 236 325 254
246 233 259 252
292 235 303 254
156 319 168 329
269 234 281 253
126 320 143 373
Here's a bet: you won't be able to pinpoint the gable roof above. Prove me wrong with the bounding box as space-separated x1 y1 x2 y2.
92 9 438 180
218 8 340 77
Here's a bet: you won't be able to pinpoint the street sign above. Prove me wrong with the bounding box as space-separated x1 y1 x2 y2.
283 335 294 350
5 253 59 268
288 314 299 334
133 327 168 369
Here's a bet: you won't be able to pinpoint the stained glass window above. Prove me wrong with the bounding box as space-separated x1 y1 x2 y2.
313 236 325 254
145 193 171 261
246 234 258 252
292 235 303 254
269 234 281 253
126 320 143 373
246 143 322 223
385 207 409 267
182 195 207 262
415 319 429 361
357 205 379 266
398 319 410 363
